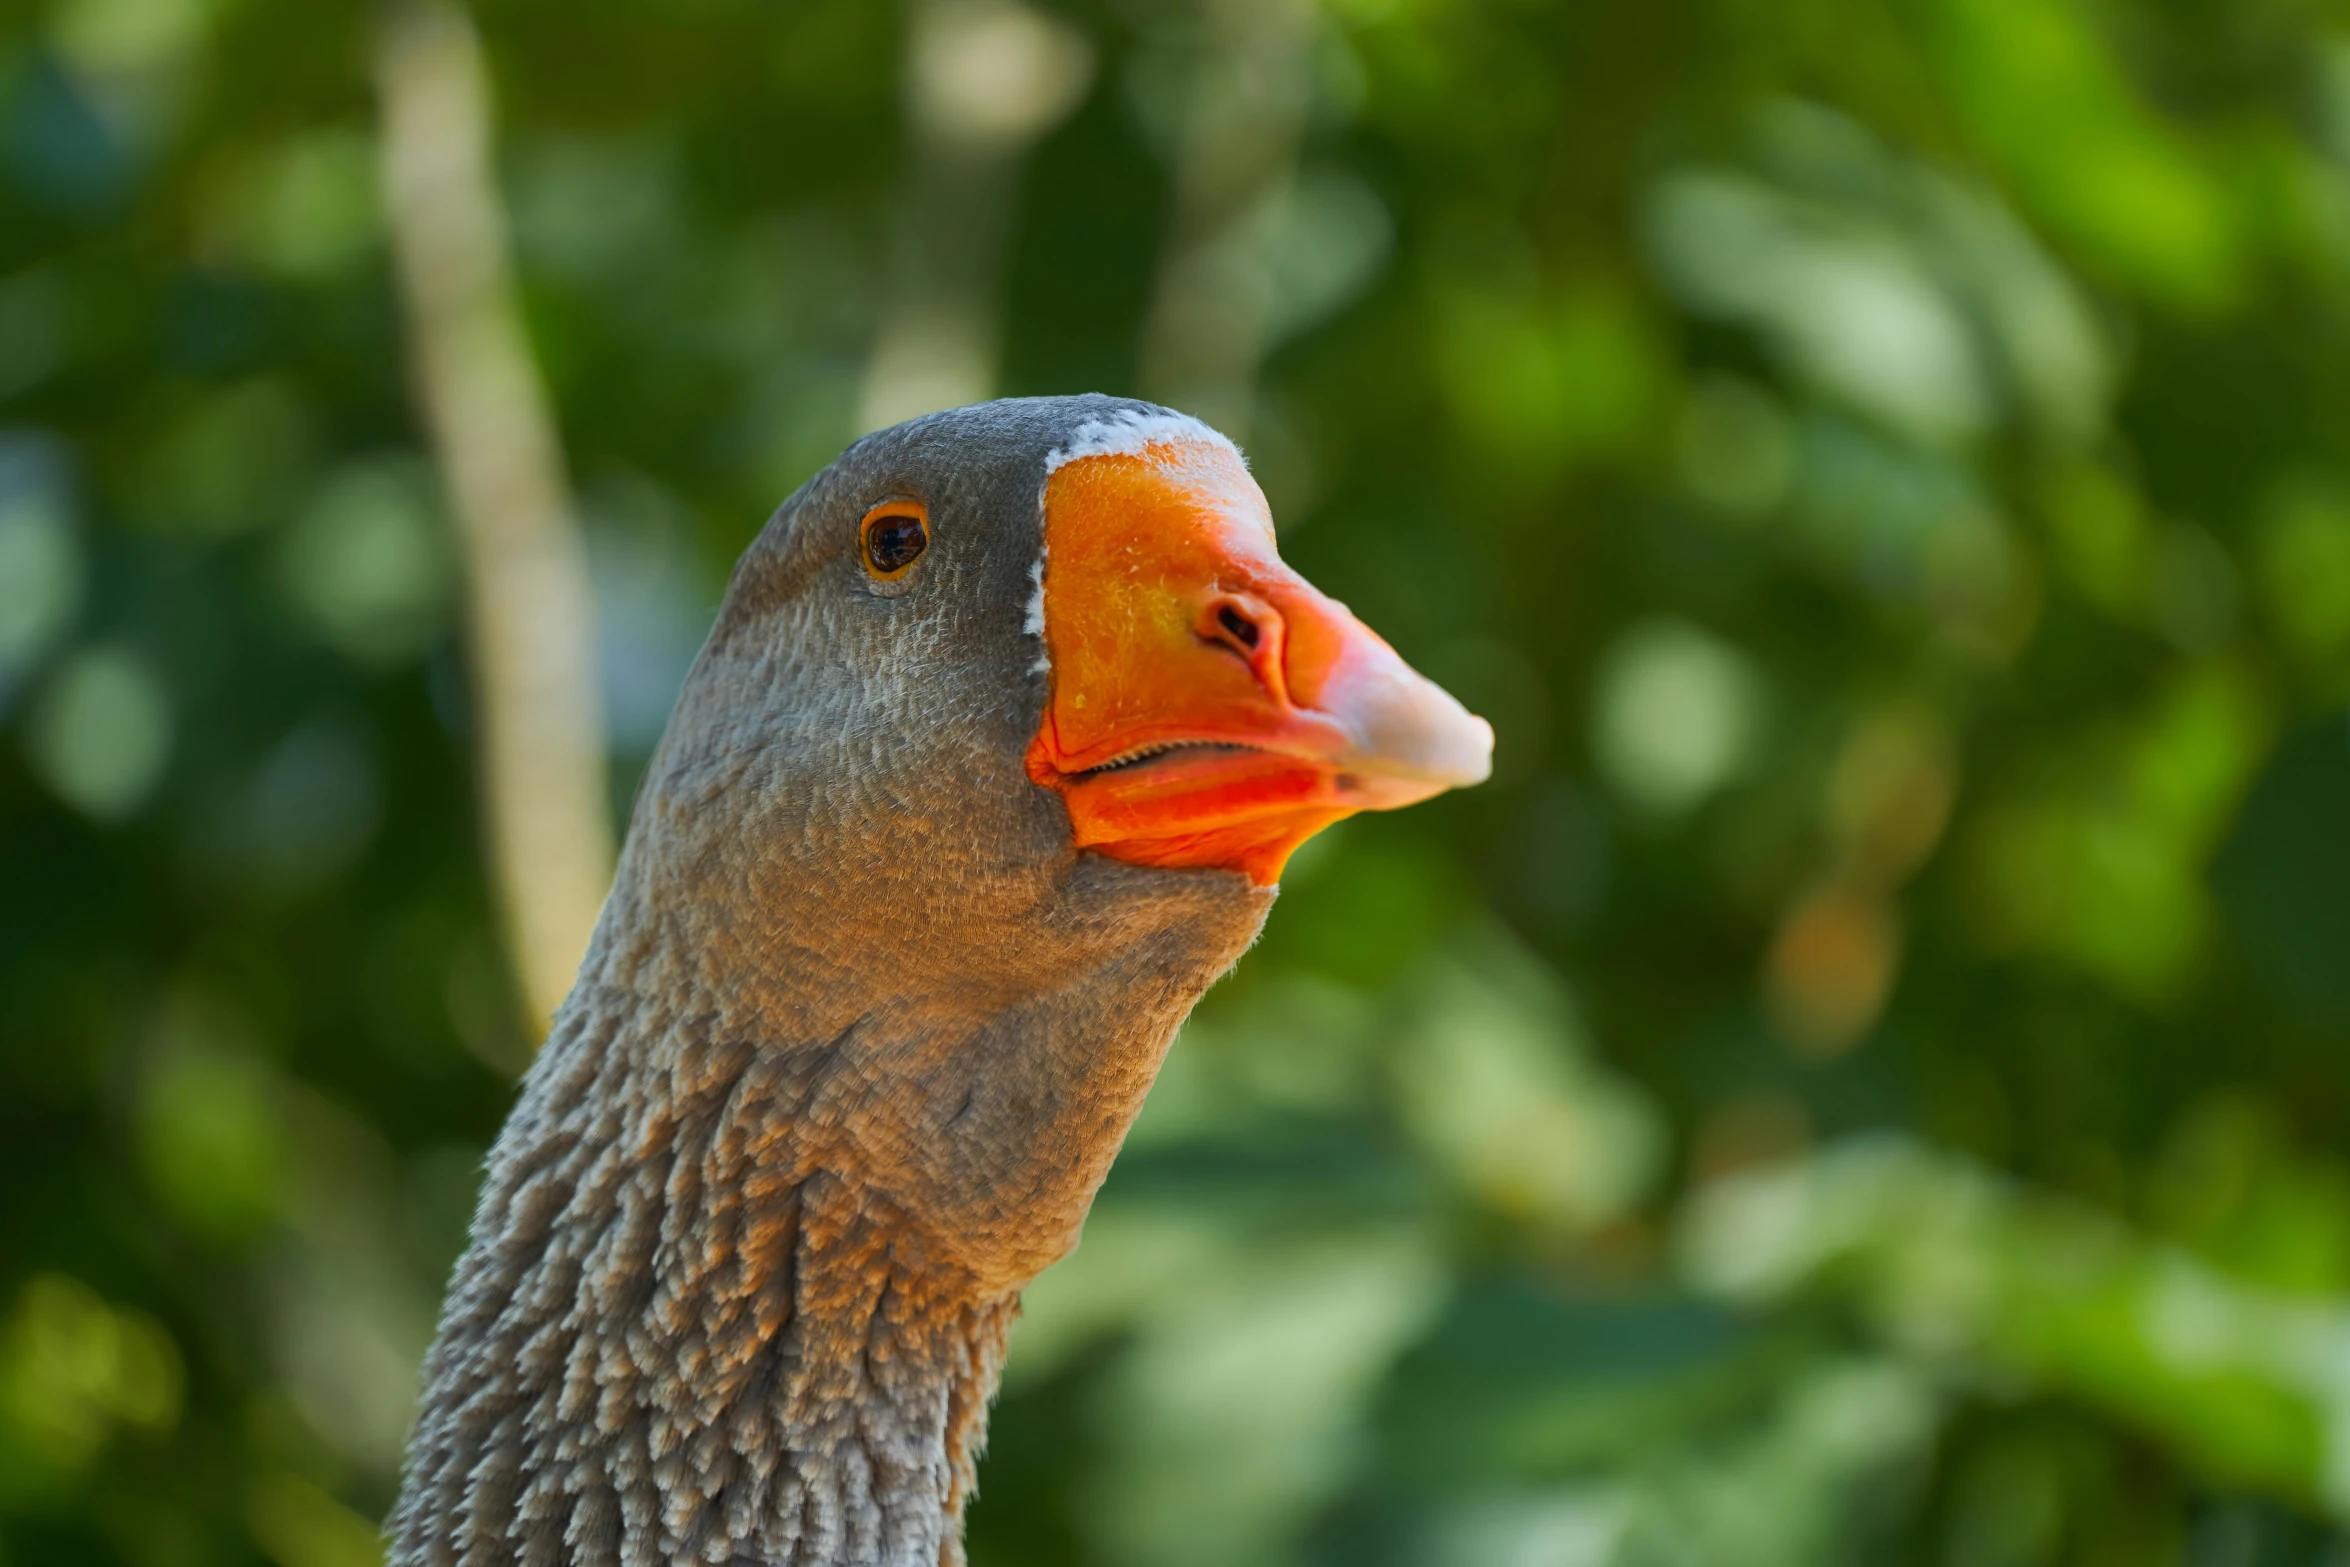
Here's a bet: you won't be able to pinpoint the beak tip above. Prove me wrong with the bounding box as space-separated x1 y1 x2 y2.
1336 672 1494 797
1423 709 1494 789
1455 714 1497 786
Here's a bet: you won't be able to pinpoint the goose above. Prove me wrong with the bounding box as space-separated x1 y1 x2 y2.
390 396 1492 1567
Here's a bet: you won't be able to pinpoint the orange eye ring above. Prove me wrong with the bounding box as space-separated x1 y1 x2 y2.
859 499 931 581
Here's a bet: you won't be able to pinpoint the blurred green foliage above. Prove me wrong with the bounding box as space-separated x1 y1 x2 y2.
8 0 2350 1562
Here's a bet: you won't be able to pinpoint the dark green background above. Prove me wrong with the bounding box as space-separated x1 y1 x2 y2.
7 0 2350 1562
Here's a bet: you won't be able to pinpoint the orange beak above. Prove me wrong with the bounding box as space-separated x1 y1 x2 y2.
1026 436 1493 885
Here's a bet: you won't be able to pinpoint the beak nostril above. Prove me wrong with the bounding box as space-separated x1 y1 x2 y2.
1194 591 1289 704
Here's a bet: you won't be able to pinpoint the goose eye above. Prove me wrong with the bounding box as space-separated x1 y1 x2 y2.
861 503 930 580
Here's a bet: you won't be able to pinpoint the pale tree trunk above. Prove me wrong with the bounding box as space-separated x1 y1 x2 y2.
375 1 613 1037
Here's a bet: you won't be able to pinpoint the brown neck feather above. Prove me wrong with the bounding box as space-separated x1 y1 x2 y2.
392 977 1012 1566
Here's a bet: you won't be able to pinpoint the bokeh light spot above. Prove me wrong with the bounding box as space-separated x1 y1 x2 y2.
279 459 452 665
24 644 172 821
1591 618 1763 819
0 1274 183 1487
0 492 81 682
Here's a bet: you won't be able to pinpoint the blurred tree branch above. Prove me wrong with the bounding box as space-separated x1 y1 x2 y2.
374 0 612 1036
1137 0 1317 445
859 0 1094 433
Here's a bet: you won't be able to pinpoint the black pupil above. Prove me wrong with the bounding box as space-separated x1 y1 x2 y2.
868 515 927 573
1217 604 1259 649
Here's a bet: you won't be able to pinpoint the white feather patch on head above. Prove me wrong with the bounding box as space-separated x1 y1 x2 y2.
1024 546 1050 673
1023 550 1047 637
1043 408 1244 474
